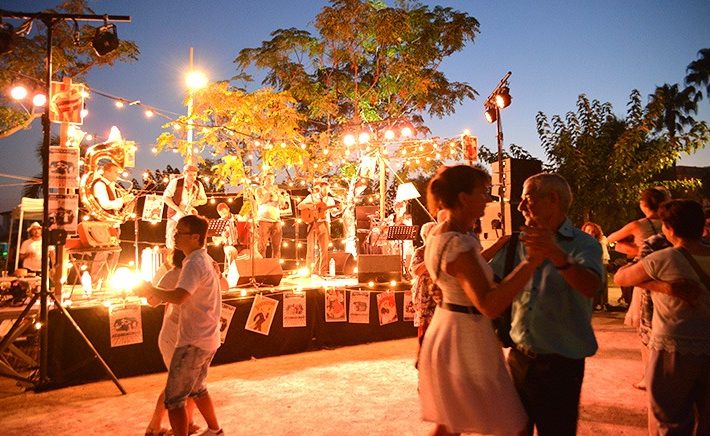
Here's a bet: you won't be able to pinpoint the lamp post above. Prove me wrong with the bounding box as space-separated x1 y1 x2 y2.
484 71 512 235
184 47 208 165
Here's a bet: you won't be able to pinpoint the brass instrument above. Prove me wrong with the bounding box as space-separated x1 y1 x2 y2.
79 135 137 225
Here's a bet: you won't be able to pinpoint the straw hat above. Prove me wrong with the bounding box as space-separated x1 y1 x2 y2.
28 222 41 231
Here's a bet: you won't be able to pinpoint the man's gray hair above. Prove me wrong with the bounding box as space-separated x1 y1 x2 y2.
525 173 573 212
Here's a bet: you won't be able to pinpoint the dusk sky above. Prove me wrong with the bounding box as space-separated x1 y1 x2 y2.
1 0 709 212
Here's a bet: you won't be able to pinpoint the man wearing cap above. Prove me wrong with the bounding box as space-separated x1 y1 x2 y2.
19 222 55 274
297 179 341 276
163 164 207 250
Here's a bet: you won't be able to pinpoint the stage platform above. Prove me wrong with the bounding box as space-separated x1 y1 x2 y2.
2 274 416 389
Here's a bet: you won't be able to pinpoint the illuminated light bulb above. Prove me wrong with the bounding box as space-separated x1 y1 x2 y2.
10 85 28 100
401 126 413 137
240 289 247 297
463 128 471 135
402 149 408 155
323 149 329 155
82 215 90 221
297 242 303 248
390 280 397 287
151 147 158 154
103 300 112 308
358 132 370 144
209 198 216 204
203 176 210 182
343 134 356 146
80 108 88 118
130 213 137 219
368 281 375 288
300 143 307 150
86 134 93 141
173 124 181 131
282 241 289 247
172 149 178 153
328 242 333 248
33 94 47 107
193 147 200 153
145 110 154 118
435 153 442 159
162 177 169 183
80 89 89 98
296 218 302 224
227 198 233 203
34 321 43 330
280 142 286 148
115 101 124 108
185 70 208 90
384 129 395 140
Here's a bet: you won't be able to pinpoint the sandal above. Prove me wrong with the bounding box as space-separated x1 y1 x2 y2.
165 423 200 436
145 428 169 436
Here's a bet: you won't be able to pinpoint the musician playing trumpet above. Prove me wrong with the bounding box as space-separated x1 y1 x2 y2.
297 178 341 276
163 164 207 249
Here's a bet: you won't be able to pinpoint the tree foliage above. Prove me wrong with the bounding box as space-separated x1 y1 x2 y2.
0 0 139 138
537 89 708 232
234 0 479 146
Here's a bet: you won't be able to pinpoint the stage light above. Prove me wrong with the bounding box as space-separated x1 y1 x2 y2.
91 23 120 56
495 86 512 109
484 106 497 123
0 22 15 55
185 70 208 90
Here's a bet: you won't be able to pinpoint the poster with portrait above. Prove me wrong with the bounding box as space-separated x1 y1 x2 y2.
403 292 415 322
348 290 370 324
325 288 347 322
219 303 236 343
376 292 398 326
48 146 80 189
108 303 143 347
283 292 307 328
142 194 164 223
245 294 279 335
48 193 79 232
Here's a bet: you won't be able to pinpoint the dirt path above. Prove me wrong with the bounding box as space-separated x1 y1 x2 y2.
0 311 646 435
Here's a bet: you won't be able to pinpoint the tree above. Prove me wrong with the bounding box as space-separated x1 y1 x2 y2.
686 48 710 103
234 0 479 153
536 90 708 233
0 0 139 138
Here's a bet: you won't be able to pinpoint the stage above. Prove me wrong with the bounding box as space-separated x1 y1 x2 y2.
14 274 418 389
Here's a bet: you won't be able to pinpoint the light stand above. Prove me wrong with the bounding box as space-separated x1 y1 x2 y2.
0 9 130 393
484 71 512 235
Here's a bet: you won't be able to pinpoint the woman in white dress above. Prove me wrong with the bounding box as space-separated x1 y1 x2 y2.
419 165 542 436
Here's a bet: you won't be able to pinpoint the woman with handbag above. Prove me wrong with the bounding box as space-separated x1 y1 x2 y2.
419 165 541 436
614 199 710 435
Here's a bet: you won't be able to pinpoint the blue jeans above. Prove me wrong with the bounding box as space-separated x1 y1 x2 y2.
164 345 215 410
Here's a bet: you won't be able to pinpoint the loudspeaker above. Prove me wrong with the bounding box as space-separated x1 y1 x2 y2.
357 254 401 283
329 251 356 275
479 202 511 250
233 258 283 286
487 158 542 238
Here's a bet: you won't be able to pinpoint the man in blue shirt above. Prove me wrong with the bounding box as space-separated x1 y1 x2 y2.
490 173 602 436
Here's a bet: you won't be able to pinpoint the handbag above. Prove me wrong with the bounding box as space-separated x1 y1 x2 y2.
491 232 520 348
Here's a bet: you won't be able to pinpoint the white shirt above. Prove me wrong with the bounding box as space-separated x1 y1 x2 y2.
256 184 282 222
19 238 45 271
175 248 222 352
163 177 207 219
93 177 123 211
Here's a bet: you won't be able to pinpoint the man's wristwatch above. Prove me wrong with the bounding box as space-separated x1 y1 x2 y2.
554 253 575 270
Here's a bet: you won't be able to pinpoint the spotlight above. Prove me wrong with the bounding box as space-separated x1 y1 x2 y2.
484 106 497 123
91 23 119 56
0 22 15 55
495 86 512 109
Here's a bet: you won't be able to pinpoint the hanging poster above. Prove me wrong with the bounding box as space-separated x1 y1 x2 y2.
377 292 398 326
245 294 278 335
48 193 79 232
325 288 347 322
142 194 165 223
219 303 236 343
48 146 80 189
49 81 85 124
283 292 307 328
403 292 415 322
108 303 143 347
348 290 370 324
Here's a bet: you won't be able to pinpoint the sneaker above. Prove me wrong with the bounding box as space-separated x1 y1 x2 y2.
197 429 224 436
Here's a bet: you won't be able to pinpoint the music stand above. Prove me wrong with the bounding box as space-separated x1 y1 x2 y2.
207 219 228 237
386 225 419 278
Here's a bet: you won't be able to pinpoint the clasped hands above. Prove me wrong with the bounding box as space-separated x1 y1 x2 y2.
519 225 564 267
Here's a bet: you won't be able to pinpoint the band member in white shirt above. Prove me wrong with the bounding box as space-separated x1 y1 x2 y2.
93 162 134 213
297 179 341 276
255 173 284 259
163 164 207 249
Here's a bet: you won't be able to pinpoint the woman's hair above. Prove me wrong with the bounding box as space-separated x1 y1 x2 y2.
658 199 704 240
426 165 490 214
171 249 186 269
640 187 669 212
582 222 604 240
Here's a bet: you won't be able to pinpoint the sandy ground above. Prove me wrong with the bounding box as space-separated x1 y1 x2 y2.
0 303 647 435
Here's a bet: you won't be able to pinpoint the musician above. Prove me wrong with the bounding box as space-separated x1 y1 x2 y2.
163 164 207 249
90 162 133 287
215 202 255 269
255 172 284 259
385 200 414 259
93 162 134 213
297 178 341 276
